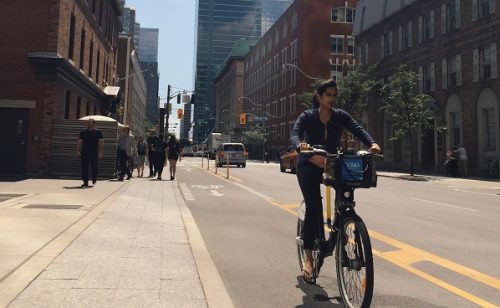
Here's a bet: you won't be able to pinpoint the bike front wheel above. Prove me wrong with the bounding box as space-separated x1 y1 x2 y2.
336 212 374 308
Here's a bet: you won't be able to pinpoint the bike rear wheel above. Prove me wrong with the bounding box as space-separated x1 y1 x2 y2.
336 212 374 308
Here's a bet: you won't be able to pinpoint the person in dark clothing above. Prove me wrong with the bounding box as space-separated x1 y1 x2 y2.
167 135 181 180
146 130 158 177
76 119 104 188
153 134 167 180
116 126 134 181
290 79 381 284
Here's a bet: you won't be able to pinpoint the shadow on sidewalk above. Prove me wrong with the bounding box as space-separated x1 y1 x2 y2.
63 185 93 189
295 276 342 308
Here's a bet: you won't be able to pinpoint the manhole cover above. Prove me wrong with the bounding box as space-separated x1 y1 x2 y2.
0 194 26 202
23 204 83 210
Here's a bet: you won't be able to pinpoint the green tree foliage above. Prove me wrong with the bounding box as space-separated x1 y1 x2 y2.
380 65 435 176
241 125 266 145
336 65 379 115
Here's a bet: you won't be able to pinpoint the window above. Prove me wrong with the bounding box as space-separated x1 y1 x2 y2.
422 11 434 41
481 45 492 79
79 27 86 69
64 91 71 119
450 112 461 146
400 24 409 49
347 37 355 54
422 63 435 92
292 12 298 30
85 101 89 116
448 56 457 86
283 22 288 38
289 94 296 113
76 97 81 119
482 108 496 150
69 14 75 60
332 7 355 23
98 0 103 26
331 64 343 81
382 32 392 57
331 36 344 54
91 0 96 13
89 41 94 78
475 0 495 20
442 1 460 33
96 49 100 84
475 44 497 81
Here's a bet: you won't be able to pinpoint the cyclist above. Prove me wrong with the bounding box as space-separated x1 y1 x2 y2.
290 79 381 284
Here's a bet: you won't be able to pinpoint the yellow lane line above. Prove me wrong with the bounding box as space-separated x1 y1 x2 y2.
372 249 498 308
369 229 500 291
265 198 500 307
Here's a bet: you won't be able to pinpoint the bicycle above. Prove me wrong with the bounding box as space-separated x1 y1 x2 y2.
296 145 383 308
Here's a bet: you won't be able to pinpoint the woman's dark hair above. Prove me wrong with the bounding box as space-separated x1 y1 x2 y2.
312 79 337 108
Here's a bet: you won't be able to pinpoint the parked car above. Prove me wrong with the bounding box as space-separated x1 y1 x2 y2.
216 143 247 168
280 146 298 173
181 146 195 157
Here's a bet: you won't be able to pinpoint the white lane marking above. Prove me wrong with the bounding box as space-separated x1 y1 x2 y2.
180 183 196 201
186 169 192 172
191 185 224 190
210 190 224 197
233 182 270 199
452 188 500 197
412 198 478 212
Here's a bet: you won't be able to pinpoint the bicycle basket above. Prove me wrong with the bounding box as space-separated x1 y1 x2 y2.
323 154 377 188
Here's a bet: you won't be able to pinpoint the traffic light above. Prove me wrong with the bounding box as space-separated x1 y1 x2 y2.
177 108 184 119
177 93 181 104
239 113 246 125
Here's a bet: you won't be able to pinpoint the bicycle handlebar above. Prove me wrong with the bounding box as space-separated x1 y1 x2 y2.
300 144 384 159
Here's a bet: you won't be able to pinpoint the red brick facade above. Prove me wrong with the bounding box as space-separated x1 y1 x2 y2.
244 0 357 159
0 0 121 175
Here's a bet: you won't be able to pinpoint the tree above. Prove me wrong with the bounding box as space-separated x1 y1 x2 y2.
241 125 267 159
336 65 379 115
380 65 435 176
297 79 325 109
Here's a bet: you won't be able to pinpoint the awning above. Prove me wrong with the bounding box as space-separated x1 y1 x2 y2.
104 86 120 96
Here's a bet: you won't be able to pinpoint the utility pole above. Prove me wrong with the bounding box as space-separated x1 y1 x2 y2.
165 85 171 137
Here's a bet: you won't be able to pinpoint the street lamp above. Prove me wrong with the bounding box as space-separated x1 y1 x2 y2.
282 63 320 80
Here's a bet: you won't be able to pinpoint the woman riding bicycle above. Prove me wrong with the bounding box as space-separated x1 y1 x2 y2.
290 79 381 284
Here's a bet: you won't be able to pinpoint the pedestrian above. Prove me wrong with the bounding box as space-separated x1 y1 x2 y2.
117 126 134 181
146 129 157 177
444 148 458 177
153 134 167 180
456 145 468 177
76 119 104 188
136 136 147 178
264 150 270 163
167 135 181 180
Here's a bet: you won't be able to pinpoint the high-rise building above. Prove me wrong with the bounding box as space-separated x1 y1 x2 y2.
180 103 193 142
193 0 293 143
139 28 159 62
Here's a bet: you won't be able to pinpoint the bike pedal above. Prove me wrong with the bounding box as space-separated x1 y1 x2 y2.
295 236 304 246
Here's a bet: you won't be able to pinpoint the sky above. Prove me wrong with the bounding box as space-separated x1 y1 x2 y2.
127 0 197 133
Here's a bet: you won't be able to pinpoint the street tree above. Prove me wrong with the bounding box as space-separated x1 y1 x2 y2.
241 125 267 158
380 65 435 176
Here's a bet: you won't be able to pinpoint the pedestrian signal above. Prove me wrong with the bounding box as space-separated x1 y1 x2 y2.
239 113 246 125
177 108 184 119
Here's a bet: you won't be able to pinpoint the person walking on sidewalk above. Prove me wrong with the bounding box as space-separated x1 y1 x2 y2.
153 134 167 180
146 129 158 177
76 119 104 188
136 136 147 177
167 135 181 180
117 126 134 181
456 145 468 178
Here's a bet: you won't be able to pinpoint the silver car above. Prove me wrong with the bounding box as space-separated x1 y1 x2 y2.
216 143 247 168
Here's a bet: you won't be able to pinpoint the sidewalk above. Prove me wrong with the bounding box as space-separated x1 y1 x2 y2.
378 171 500 189
0 178 232 308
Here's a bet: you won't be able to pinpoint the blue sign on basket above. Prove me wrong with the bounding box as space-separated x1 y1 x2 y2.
341 156 364 182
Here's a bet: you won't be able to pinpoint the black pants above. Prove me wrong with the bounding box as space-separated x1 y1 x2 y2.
81 154 98 185
148 153 156 175
296 160 324 250
118 149 132 179
154 153 165 177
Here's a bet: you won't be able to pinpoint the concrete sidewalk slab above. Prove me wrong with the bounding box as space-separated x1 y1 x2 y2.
6 178 231 307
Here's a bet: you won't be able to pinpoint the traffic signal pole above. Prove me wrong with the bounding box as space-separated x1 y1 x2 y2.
165 85 171 137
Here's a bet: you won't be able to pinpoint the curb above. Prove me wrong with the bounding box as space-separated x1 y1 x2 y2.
174 183 234 308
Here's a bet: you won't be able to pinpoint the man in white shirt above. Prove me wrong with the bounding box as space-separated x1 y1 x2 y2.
456 145 468 177
117 126 135 181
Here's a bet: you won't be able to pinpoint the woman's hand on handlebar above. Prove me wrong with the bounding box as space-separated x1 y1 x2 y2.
369 143 381 154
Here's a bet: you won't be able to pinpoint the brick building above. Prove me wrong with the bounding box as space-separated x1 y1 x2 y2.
243 0 357 159
0 0 122 175
354 0 500 173
215 39 256 143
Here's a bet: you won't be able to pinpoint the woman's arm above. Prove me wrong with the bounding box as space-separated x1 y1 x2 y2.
339 110 375 147
290 111 308 150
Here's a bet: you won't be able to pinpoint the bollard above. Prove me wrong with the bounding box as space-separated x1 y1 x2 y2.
215 157 218 174
226 152 230 179
207 153 210 170
202 152 204 168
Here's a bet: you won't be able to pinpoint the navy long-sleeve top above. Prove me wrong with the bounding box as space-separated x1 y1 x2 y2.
290 108 375 162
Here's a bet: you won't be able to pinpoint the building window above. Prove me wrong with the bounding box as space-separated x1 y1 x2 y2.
331 64 343 81
85 101 90 116
482 108 497 150
94 105 98 115
98 0 103 26
64 91 71 119
89 41 94 78
292 12 298 30
382 32 392 57
331 36 344 54
448 57 457 86
92 0 96 13
476 0 494 20
96 49 100 84
443 1 460 32
422 11 434 41
450 112 461 147
481 45 492 79
332 7 355 23
347 36 355 54
422 62 435 92
400 24 409 49
79 27 86 69
69 14 76 60
76 97 81 119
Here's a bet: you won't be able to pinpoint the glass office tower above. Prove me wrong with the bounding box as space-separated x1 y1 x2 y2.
193 0 292 143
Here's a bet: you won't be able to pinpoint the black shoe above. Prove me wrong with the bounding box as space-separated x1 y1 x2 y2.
126 176 131 180
118 178 124 181
81 183 89 188
92 180 96 185
170 176 174 180
158 176 162 180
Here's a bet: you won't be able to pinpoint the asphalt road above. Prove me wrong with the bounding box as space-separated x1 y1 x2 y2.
176 157 500 308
